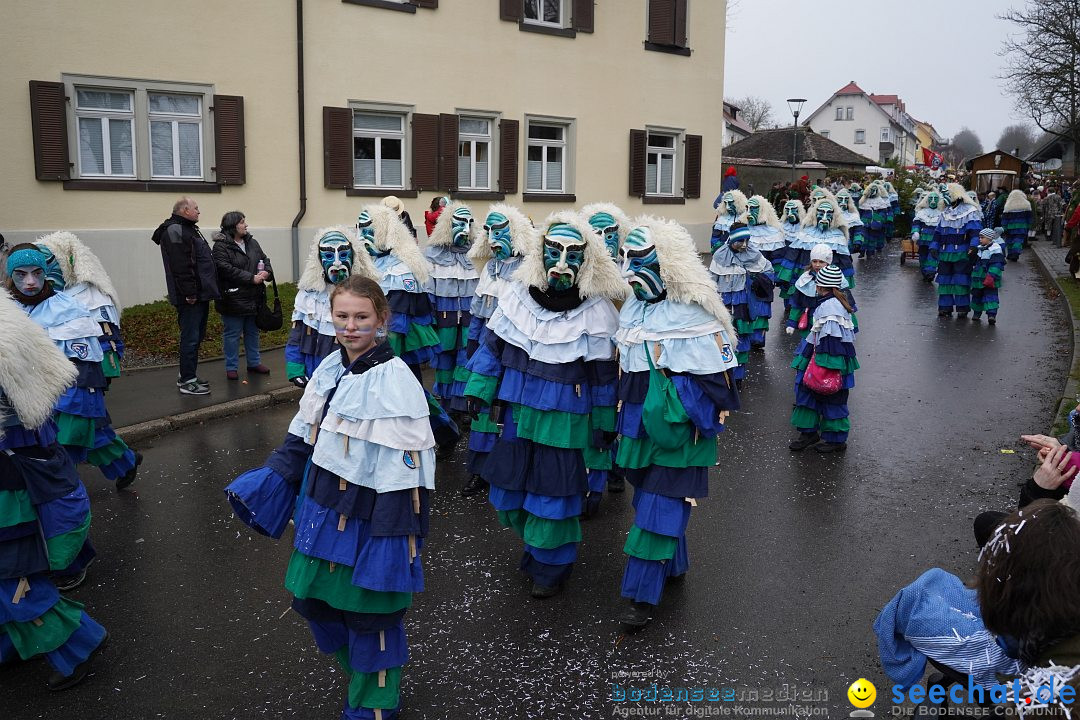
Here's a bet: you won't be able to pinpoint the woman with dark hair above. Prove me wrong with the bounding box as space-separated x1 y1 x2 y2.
424 195 447 238
211 211 272 379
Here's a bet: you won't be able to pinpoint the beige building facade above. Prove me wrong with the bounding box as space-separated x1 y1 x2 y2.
3 0 726 306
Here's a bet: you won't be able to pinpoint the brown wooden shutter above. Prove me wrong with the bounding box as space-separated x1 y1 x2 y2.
683 134 701 199
572 0 594 32
412 113 439 191
29 81 70 181
410 0 438 7
499 118 519 194
500 0 523 21
212 95 246 185
674 0 688 47
323 106 353 189
438 113 459 191
628 129 647 197
647 0 675 45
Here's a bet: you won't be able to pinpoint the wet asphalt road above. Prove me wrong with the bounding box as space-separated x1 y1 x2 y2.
3 247 1071 719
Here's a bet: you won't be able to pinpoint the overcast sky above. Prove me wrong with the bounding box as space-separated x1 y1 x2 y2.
723 0 1030 148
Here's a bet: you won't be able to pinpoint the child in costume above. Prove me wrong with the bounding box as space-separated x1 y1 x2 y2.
933 183 984 318
285 227 380 387
999 189 1033 261
835 189 866 258
463 210 625 599
710 190 748 251
788 264 857 454
7 244 141 493
970 228 1005 325
0 291 108 691
226 275 434 720
858 181 890 257
423 203 480 414
707 224 772 383
911 190 944 281
459 205 535 499
614 216 741 632
784 243 856 337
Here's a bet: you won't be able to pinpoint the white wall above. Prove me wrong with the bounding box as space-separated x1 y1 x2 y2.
807 95 882 161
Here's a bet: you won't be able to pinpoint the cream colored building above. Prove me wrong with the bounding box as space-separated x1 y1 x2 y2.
2 0 726 306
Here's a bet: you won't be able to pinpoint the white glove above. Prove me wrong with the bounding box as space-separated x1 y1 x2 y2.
785 326 795 335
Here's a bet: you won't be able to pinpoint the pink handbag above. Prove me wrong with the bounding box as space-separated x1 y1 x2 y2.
797 308 810 330
802 352 842 395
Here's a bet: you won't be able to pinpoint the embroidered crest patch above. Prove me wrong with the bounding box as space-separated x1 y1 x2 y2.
402 451 417 469
402 278 418 293
100 308 110 321
720 344 734 365
71 342 90 360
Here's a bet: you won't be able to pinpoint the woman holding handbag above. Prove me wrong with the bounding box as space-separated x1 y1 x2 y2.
789 264 858 453
212 211 272 379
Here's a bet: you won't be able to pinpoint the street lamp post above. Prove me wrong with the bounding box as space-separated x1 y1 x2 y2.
786 98 807 183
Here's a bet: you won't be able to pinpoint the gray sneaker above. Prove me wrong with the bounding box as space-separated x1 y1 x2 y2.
176 374 209 388
178 379 210 395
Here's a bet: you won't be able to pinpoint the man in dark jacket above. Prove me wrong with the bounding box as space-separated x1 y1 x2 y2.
151 197 220 395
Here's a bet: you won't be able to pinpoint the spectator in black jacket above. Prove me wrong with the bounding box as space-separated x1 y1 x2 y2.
151 197 220 395
212 211 272 380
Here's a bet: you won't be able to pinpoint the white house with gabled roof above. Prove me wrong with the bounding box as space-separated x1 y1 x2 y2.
802 81 918 167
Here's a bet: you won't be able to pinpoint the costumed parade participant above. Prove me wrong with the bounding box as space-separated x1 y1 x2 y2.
226 275 435 720
933 183 984 318
848 182 863 207
463 210 625 599
423 203 480 414
788 264 858 454
614 216 740 631
784 244 855 337
459 205 534 499
707 224 773 383
0 292 108 691
743 196 784 349
910 189 944 281
970 228 1005 325
999 189 1033 261
710 190 748 251
285 227 380 386
7 244 140 493
775 200 805 307
858 181 890 257
883 180 900 240
834 189 866 258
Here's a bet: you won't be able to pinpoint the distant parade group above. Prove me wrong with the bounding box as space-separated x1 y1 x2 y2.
0 172 1030 718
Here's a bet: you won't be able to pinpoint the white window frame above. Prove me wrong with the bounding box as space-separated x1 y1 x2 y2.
644 128 682 197
834 106 843 121
64 75 214 182
457 115 493 191
349 102 411 190
845 107 854 121
525 115 574 194
820 130 830 140
880 127 891 143
148 93 204 180
854 129 866 144
74 89 136 178
522 0 567 28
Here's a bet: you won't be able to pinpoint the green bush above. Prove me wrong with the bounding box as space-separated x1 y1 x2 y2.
120 282 299 366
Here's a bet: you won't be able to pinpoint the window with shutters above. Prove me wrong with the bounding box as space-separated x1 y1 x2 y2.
458 117 492 190
523 0 566 27
646 0 689 54
353 111 406 189
525 119 572 193
645 131 678 196
62 75 216 183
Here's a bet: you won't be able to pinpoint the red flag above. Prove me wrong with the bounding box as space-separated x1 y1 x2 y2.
922 148 944 169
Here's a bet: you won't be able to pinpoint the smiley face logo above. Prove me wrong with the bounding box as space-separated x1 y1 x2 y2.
847 678 876 709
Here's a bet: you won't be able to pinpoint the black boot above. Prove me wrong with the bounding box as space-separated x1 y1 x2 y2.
115 451 142 491
620 601 654 633
788 433 820 451
956 310 969 318
47 632 108 691
460 474 488 498
530 581 562 599
607 472 625 494
814 441 847 453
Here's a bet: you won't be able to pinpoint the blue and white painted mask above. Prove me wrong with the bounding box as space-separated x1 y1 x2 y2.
542 223 586 292
723 192 738 217
483 211 513 261
619 226 664 301
587 211 620 259
451 206 474 249
318 230 355 285
746 198 762 226
815 201 835 232
36 245 65 290
835 190 851 212
356 210 380 259
926 192 941 210
783 201 802 225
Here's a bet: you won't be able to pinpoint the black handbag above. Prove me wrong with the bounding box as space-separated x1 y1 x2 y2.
255 276 283 331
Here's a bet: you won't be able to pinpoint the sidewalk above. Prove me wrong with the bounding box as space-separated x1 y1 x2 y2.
1028 237 1078 433
111 347 301 442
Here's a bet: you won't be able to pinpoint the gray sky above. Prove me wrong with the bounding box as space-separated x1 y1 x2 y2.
723 0 1030 149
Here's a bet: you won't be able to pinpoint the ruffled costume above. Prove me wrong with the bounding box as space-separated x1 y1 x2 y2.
708 244 773 379
785 271 858 338
779 226 854 331
226 345 434 720
911 207 942 279
858 196 890 256
933 200 983 314
840 210 866 257
886 190 900 239
970 242 1004 319
1000 191 1032 261
790 296 858 444
615 298 740 606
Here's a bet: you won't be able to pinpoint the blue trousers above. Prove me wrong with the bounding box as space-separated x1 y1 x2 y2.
221 314 261 371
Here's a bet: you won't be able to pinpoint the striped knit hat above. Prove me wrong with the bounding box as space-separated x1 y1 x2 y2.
728 223 751 245
815 264 844 289
979 227 1003 239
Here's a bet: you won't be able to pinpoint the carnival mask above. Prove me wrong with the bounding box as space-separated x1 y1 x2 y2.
588 211 620 259
810 189 827 205
926 192 940 210
36 245 65 290
835 190 851 212
849 183 862 200
356 211 381 258
746 199 762 226
619 226 664 301
318 230 355 285
815 201 835 231
866 184 880 199
483 211 514 261
723 192 737 217
451 207 474 250
542 223 586 292
783 202 801 225
939 183 950 198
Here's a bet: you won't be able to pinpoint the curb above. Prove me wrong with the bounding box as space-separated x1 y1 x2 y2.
115 385 303 443
122 344 288 374
1028 242 1079 433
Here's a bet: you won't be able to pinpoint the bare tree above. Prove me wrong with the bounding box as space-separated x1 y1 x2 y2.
999 0 1080 174
725 95 774 131
950 127 984 163
996 124 1037 157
